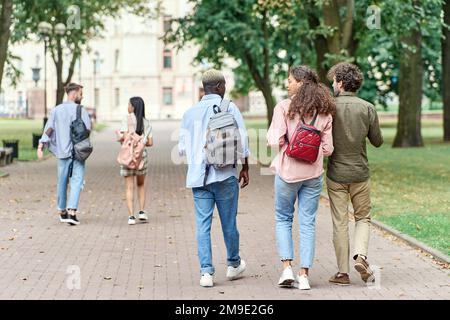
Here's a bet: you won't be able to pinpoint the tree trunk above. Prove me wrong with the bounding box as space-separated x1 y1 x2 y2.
261 83 275 127
307 12 329 82
393 28 424 147
0 0 13 89
54 41 65 105
443 0 450 141
53 40 78 105
322 0 341 56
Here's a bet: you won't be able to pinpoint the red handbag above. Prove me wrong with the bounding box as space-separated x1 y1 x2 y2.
285 112 321 163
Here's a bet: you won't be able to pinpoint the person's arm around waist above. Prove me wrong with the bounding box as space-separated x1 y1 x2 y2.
321 115 334 156
368 105 383 147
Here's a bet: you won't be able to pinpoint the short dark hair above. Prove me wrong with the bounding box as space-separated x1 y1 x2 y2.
65 83 83 94
327 62 363 92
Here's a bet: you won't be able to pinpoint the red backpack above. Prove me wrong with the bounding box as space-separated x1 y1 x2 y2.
285 112 321 163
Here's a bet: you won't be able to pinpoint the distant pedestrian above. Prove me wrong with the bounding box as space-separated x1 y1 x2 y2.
37 83 91 226
116 97 153 225
179 69 250 287
267 65 335 290
326 62 383 286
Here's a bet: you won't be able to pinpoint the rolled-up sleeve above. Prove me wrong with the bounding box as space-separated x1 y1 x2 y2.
267 103 287 148
321 115 334 157
39 109 55 146
231 103 250 158
81 108 92 131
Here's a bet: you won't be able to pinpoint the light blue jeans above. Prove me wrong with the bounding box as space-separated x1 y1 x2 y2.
57 158 85 211
192 176 241 275
275 174 323 268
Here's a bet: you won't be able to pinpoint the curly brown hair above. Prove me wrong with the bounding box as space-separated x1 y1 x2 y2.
288 65 336 120
327 62 363 92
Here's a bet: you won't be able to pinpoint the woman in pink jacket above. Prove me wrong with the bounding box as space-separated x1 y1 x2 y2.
267 66 336 290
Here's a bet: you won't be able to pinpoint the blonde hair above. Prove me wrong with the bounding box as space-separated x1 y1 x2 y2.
201 69 225 87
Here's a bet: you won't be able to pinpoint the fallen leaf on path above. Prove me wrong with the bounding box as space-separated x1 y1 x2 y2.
103 276 112 280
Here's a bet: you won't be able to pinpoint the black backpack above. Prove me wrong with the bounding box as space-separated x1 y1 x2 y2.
68 105 93 177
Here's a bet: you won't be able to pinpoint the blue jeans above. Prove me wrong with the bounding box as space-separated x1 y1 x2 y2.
192 176 241 275
275 174 323 268
57 158 85 211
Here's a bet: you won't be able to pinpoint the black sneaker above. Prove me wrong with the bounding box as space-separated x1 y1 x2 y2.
59 211 69 223
67 214 80 226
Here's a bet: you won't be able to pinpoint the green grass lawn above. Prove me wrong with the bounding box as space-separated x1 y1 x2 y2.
0 119 107 161
246 118 450 256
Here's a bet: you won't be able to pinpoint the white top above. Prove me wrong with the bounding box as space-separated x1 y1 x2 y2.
120 113 152 141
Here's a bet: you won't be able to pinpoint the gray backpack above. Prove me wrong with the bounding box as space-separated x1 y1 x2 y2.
204 99 244 172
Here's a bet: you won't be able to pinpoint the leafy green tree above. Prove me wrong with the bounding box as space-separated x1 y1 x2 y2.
443 0 450 141
165 0 314 126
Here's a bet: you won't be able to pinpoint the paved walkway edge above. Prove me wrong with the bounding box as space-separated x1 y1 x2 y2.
320 192 450 264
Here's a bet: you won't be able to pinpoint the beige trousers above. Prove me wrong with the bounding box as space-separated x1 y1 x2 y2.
326 177 372 274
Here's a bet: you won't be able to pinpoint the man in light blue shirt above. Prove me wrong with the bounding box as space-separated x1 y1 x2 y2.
37 83 91 226
178 69 250 287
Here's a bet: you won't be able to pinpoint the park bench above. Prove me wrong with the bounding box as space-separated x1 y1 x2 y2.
0 147 13 167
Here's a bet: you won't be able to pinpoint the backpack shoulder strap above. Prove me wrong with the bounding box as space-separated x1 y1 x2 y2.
220 99 231 113
77 105 82 120
310 111 318 126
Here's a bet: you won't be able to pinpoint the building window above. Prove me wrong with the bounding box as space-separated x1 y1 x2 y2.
163 87 173 106
95 88 100 107
163 49 172 69
163 15 172 33
114 49 120 72
115 88 120 107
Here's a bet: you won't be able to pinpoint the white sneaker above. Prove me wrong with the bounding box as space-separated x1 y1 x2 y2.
297 274 311 290
278 266 295 287
128 216 136 225
200 273 214 287
138 211 148 221
226 259 246 280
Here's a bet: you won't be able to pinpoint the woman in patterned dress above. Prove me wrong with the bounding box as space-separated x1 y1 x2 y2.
117 97 153 225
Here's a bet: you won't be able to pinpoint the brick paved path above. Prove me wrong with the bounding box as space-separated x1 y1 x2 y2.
0 121 448 300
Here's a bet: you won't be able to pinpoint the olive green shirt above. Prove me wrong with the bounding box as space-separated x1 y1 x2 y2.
327 92 384 184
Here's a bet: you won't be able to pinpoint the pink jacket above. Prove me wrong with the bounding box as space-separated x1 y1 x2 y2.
267 99 334 183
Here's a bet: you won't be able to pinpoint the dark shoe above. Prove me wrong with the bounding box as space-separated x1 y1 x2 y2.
354 256 375 283
67 214 80 226
59 211 69 223
329 272 350 286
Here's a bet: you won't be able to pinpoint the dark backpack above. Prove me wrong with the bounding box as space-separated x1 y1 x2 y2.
68 105 93 176
285 112 321 163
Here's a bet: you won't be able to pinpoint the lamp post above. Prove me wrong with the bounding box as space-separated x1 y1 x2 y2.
31 54 41 88
38 21 51 129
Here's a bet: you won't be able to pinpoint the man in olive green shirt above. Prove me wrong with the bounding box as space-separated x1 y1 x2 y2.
326 63 383 286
